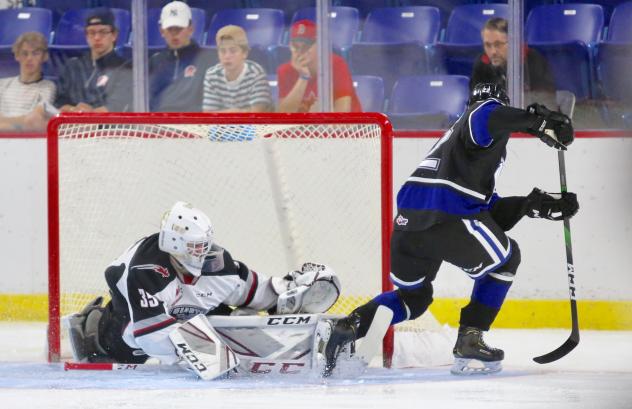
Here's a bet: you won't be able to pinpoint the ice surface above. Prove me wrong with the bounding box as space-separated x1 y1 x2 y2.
0 322 631 409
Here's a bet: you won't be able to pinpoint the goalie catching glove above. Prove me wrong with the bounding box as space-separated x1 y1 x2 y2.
526 103 574 150
526 188 579 221
272 262 341 314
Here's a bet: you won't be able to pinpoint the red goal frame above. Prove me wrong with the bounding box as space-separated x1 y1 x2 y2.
46 112 395 364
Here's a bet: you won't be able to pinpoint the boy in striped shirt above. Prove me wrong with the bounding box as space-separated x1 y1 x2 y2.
202 25 273 113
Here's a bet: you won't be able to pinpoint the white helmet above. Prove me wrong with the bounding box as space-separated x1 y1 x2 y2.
159 201 214 277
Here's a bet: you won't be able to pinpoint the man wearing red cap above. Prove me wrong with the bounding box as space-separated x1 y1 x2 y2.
277 19 361 113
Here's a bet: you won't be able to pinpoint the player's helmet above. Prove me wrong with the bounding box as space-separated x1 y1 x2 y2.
469 83 510 106
159 201 214 277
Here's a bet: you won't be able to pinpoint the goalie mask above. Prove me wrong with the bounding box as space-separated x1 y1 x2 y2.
159 201 214 277
469 83 510 106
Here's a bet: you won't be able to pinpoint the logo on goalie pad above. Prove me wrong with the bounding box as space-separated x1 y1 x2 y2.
175 343 208 373
267 316 312 325
249 361 305 374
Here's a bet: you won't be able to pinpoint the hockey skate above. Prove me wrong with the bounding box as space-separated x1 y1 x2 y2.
451 326 504 375
319 314 359 377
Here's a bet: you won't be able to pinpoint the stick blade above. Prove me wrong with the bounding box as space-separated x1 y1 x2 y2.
533 335 579 364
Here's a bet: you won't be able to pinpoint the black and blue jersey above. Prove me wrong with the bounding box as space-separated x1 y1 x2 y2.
394 98 541 231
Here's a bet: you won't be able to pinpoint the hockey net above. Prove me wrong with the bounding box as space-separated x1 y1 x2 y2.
47 112 452 367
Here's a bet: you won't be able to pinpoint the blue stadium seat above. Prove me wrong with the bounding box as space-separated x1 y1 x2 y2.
353 75 385 112
526 4 605 100
146 7 206 47
0 46 19 78
349 6 441 94
594 2 632 125
206 9 285 49
400 0 469 28
360 7 440 44
0 8 52 46
526 4 604 44
53 8 131 47
349 43 428 97
36 0 90 25
444 4 509 45
334 0 391 19
605 1 632 42
290 7 360 54
388 75 469 129
569 0 629 23
594 42 632 126
431 4 508 76
253 0 315 26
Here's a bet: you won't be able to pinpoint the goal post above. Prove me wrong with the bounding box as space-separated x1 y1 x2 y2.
46 112 395 363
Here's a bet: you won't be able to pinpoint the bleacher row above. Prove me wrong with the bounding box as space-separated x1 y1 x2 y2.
0 1 631 125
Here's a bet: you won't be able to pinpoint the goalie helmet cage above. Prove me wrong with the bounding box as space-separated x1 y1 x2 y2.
47 112 396 364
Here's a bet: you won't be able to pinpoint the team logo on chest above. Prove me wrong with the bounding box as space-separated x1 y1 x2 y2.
184 65 197 78
133 264 170 278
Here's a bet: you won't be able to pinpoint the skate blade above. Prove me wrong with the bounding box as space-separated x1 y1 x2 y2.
450 357 502 376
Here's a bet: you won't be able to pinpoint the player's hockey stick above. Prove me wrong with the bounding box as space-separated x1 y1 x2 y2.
533 149 579 364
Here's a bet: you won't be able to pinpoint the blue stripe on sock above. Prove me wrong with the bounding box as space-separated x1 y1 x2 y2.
373 291 407 325
472 275 511 309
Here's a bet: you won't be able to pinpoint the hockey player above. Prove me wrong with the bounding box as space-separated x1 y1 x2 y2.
67 201 340 374
322 83 579 376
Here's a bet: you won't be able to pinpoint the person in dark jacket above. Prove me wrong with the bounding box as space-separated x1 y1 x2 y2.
470 18 557 108
148 1 214 112
54 8 131 112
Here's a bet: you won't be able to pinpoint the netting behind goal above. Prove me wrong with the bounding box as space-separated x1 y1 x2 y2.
47 113 452 367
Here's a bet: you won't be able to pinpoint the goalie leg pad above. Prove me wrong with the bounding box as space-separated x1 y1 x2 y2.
169 314 240 380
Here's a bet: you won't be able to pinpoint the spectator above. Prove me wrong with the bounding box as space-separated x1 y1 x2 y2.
202 25 272 112
0 32 55 121
54 8 132 112
277 19 361 113
0 104 49 132
470 18 557 108
149 1 214 112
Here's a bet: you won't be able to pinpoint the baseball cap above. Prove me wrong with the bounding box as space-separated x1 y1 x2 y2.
85 8 116 29
216 25 249 48
160 1 192 29
290 19 316 43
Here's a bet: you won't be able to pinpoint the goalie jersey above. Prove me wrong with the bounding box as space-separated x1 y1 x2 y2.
105 233 275 363
394 99 538 231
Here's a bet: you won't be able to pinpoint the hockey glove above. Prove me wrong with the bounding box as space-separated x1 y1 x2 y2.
526 188 579 221
526 104 574 150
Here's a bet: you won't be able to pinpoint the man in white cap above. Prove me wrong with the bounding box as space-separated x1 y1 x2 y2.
148 1 214 112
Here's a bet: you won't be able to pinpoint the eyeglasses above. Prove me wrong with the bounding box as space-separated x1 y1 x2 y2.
483 41 508 50
85 29 113 38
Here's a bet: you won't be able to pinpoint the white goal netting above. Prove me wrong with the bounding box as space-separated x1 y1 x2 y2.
48 115 452 366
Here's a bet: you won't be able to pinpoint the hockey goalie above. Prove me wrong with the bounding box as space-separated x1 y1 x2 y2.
65 201 343 380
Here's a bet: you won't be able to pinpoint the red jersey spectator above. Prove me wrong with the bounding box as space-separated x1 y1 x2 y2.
277 19 361 113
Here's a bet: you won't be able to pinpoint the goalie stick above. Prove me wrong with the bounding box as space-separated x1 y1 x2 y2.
64 362 181 373
533 149 579 364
